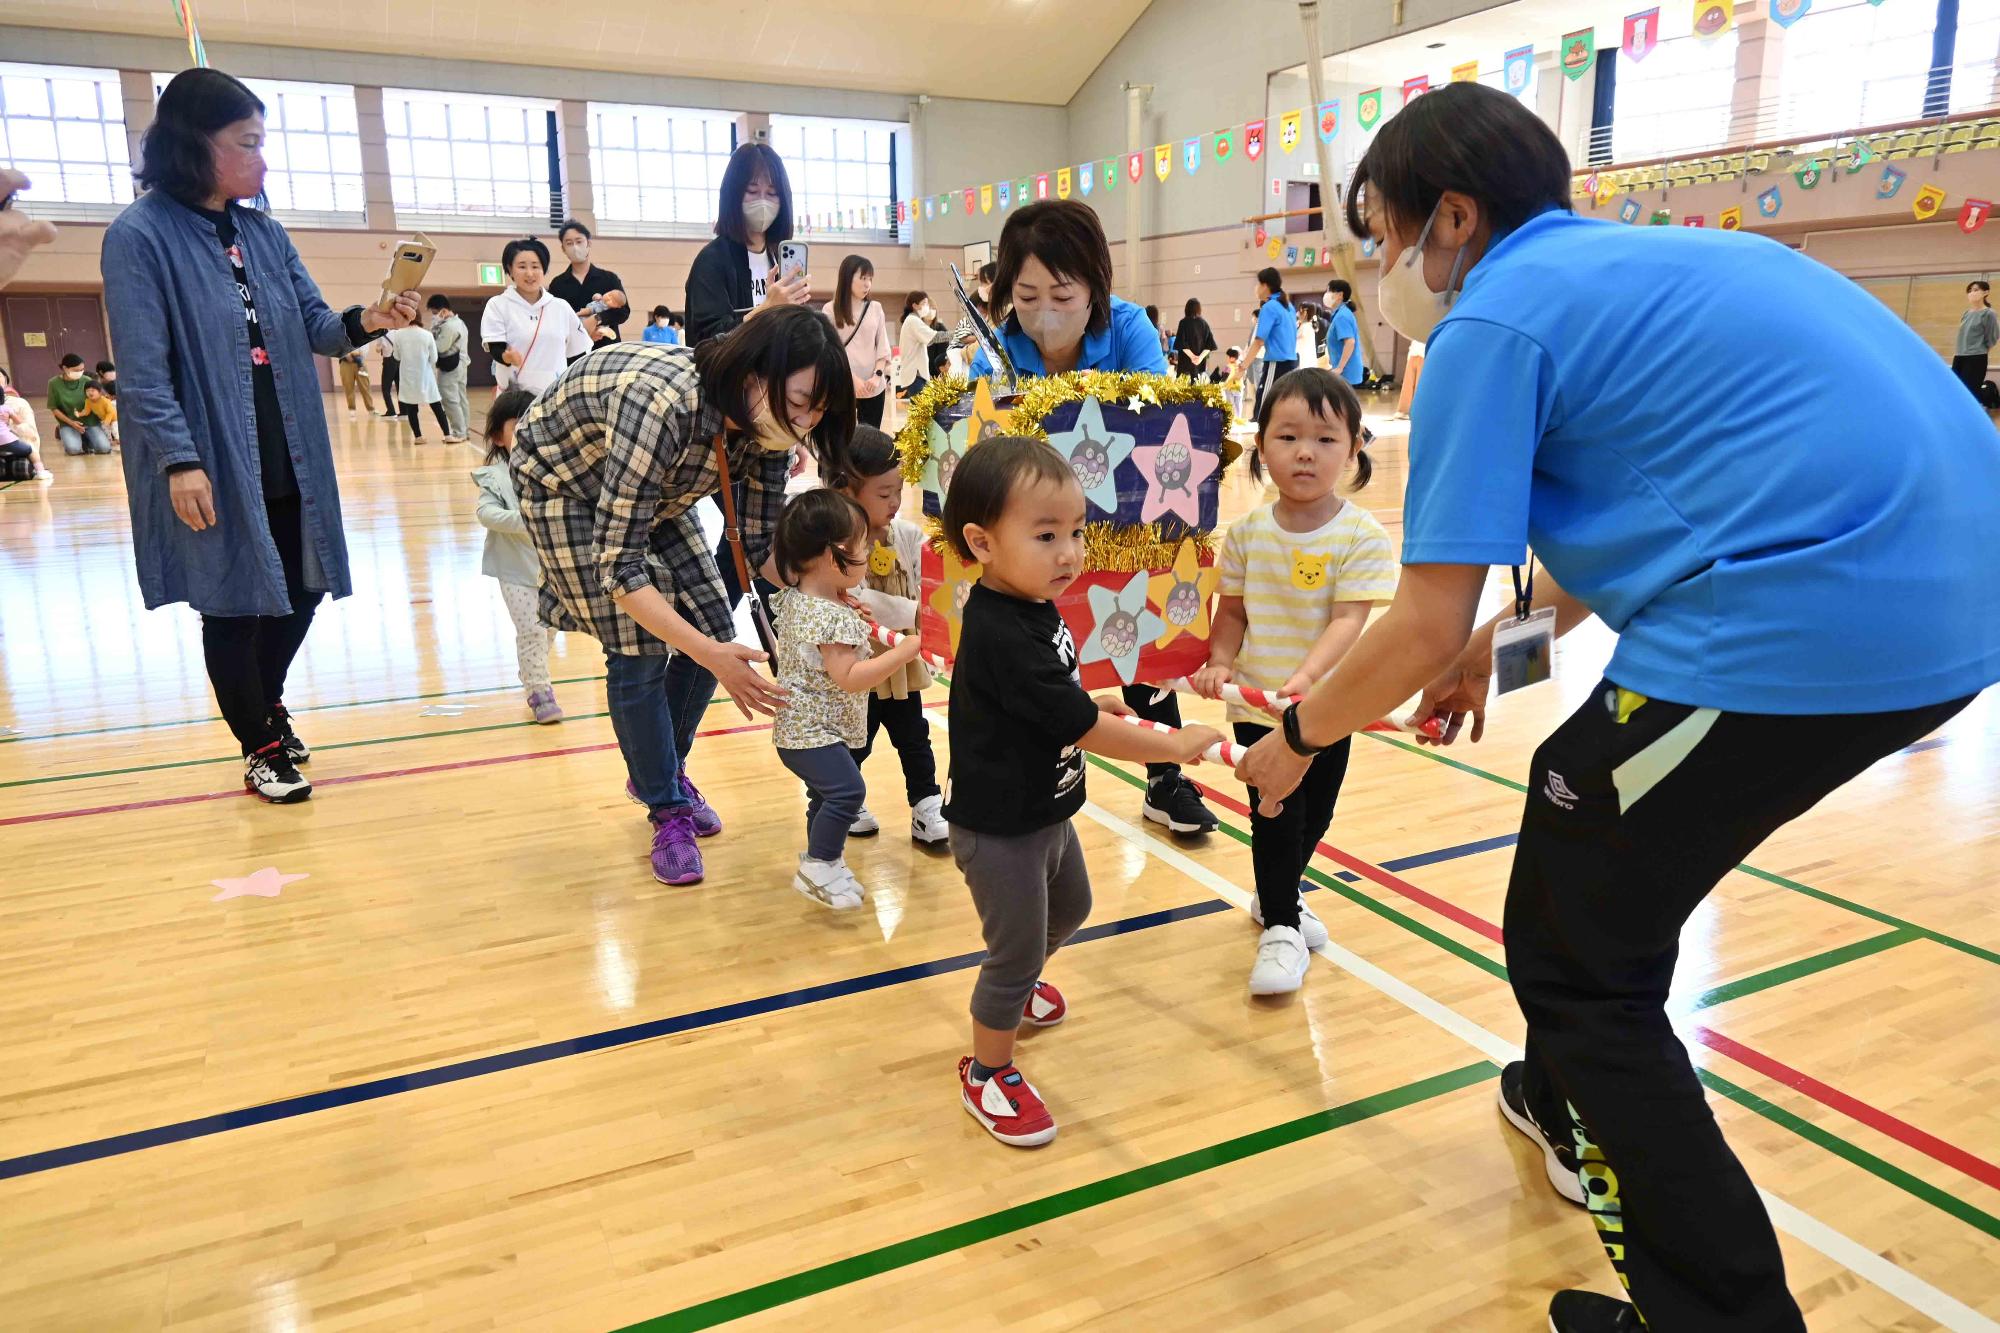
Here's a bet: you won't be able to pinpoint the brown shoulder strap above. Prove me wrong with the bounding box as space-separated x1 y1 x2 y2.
711 433 756 596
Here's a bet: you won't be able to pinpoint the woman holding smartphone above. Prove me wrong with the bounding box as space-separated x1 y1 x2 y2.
683 143 810 346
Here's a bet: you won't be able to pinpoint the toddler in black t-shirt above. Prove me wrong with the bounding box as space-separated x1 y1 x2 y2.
940 437 1219 1148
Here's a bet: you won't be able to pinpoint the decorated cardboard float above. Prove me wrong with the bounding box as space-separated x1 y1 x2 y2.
895 371 1240 691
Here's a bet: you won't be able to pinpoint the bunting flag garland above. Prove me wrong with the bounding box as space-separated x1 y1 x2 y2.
924 196 935 220
1279 110 1303 153
1254 223 1267 246
1595 178 1617 206
1127 152 1145 183
1215 128 1235 161
1684 214 1706 227
1099 162 1114 194
1850 141 1878 169
1693 0 1734 39
1057 167 1072 199
1619 198 1642 223
1154 144 1172 181
1080 162 1094 196
1583 170 1600 196
980 183 994 214
1018 177 1032 205
1317 101 1339 141
1794 160 1823 188
1360 237 1377 257
1623 8 1660 61
1757 185 1782 216
1036 172 1051 200
1245 121 1266 159
171 0 210 67
1769 0 1812 26
1401 75 1430 104
1962 198 1993 233
1452 60 1480 82
1184 137 1202 173
1877 164 1906 198
1504 46 1535 96
1304 246 1318 265
1650 208 1672 225
1912 184 1948 221
1357 91 1382 130
998 181 1011 210
963 187 975 215
1719 206 1743 230
1561 29 1597 80
1267 237 1283 258
1285 245 1299 265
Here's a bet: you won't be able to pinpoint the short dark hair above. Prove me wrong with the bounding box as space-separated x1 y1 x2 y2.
85 381 105 394
825 424 899 491
426 293 453 311
1255 267 1290 308
693 304 855 483
832 254 875 328
1346 82 1573 241
96 359 116 374
484 386 536 464
502 237 549 274
59 353 85 369
940 435 1078 563
903 290 930 320
136 68 266 205
650 304 672 321
1325 278 1354 311
557 219 591 242
1250 367 1371 490
1184 298 1201 318
993 201 1115 338
714 143 795 247
773 488 869 586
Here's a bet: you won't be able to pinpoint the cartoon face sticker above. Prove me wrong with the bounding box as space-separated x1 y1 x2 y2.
1163 576 1202 627
868 543 898 578
1278 116 1300 152
954 579 974 613
1098 609 1140 661
1155 438 1192 492
1291 550 1331 591
1069 429 1112 492
937 442 962 492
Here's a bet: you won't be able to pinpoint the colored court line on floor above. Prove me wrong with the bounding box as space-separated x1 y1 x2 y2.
1088 755 2000 1213
0 673 613 746
1361 729 2000 969
614 1063 1500 1332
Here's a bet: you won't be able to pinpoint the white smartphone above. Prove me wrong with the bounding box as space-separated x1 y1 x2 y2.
777 240 808 285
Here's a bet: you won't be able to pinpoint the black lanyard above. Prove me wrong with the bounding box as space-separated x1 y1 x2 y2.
1511 559 1534 622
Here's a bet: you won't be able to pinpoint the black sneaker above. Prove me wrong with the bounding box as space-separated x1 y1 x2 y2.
268 703 309 764
1548 1290 1643 1332
1142 773 1218 835
1499 1060 1584 1205
244 741 312 803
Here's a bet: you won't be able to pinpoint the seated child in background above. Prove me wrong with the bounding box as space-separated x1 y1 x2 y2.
83 381 118 443
942 436 1220 1147
472 387 563 724
770 489 924 911
0 365 49 481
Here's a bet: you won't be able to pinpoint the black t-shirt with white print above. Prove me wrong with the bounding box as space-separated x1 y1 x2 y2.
198 204 295 499
942 581 1103 836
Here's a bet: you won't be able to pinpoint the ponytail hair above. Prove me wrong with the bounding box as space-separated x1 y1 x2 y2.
1248 366 1371 491
1255 266 1290 308
1973 280 1994 308
825 424 899 491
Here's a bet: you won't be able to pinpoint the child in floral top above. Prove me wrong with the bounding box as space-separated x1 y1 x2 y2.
771 488 923 909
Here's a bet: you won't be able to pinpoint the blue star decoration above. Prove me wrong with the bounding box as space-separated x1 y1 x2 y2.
1044 396 1135 515
1078 572 1164 686
921 415 972 506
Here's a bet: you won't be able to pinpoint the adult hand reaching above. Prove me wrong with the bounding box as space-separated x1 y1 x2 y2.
701 640 789 718
1235 727 1312 816
0 169 59 290
1408 652 1492 746
762 272 810 310
169 467 217 532
360 289 422 334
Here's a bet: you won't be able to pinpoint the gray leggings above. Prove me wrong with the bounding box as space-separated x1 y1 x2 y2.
779 742 867 862
951 821 1092 1030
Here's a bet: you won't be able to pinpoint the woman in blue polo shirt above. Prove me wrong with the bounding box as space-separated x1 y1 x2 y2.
968 199 1218 837
1236 268 1298 415
1236 83 1999 1333
1324 278 1365 387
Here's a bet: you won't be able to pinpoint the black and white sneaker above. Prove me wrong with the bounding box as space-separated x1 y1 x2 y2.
1548 1290 1644 1332
1499 1060 1584 1205
243 741 312 803
269 703 309 764
1141 773 1218 835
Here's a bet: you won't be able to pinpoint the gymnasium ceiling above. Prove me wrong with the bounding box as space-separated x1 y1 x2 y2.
4 0 1155 105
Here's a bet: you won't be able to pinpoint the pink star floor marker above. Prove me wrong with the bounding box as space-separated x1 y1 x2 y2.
210 867 310 903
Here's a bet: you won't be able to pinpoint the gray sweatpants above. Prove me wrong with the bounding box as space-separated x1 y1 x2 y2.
779 742 867 862
438 371 470 439
951 820 1092 1030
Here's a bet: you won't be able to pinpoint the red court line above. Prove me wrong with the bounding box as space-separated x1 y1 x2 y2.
1186 779 2000 1197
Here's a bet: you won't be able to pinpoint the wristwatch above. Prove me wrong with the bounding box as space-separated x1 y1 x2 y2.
1281 702 1329 757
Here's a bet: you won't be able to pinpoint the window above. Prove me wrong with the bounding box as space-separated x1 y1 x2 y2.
150 74 364 223
1612 33 1741 161
1779 0 1937 136
384 88 557 230
768 114 906 238
587 102 736 236
0 63 132 219
1950 0 2000 113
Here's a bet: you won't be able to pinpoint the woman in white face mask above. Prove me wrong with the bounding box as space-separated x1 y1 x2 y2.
1235 80 2000 1333
684 143 811 349
966 199 1222 839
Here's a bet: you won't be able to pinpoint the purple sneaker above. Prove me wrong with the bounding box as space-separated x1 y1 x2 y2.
677 769 723 838
648 810 705 886
527 687 563 724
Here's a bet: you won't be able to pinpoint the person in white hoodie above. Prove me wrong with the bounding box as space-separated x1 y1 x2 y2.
387 320 449 442
480 237 590 397
472 387 562 723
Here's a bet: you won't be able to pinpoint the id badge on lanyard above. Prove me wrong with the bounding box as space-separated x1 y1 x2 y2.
1493 561 1556 696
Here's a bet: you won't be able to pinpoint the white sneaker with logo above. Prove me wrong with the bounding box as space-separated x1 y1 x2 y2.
1248 925 1310 995
793 854 864 910
910 794 949 844
848 806 881 836
1250 893 1328 950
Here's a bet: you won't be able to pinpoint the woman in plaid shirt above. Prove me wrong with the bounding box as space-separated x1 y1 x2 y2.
512 305 856 885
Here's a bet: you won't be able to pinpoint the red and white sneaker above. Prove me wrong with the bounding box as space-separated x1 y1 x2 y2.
1023 979 1066 1027
958 1057 1057 1147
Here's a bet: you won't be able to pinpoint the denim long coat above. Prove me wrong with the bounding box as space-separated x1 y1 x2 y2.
102 190 366 617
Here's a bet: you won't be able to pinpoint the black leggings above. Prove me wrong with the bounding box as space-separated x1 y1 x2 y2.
849 691 939 804
1124 684 1185 782
1509 679 1972 1329
402 400 449 438
200 495 325 755
379 358 400 411
856 392 886 429
1951 352 1989 399
1232 722 1352 928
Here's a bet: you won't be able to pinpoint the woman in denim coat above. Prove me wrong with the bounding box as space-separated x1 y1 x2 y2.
102 69 421 803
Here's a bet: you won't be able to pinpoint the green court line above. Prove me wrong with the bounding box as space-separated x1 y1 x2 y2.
0 673 610 746
1361 730 2000 969
1698 1068 2000 1241
1689 928 1919 1012
616 1061 1499 1332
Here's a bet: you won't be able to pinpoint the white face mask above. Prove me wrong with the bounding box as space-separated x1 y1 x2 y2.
1018 303 1089 352
563 240 588 262
743 197 780 233
1376 200 1470 344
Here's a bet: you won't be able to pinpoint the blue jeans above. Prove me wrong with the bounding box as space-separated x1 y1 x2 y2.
58 423 112 455
604 648 720 813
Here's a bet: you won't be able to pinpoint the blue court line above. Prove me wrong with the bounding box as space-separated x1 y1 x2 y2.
1379 834 1520 873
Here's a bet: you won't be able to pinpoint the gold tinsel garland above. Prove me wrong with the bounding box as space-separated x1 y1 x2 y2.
923 515 1215 576
894 370 1242 487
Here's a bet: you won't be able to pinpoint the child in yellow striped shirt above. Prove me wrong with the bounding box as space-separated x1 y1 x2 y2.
1193 367 1396 995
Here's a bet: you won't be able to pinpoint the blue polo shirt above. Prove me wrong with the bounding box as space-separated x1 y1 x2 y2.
1404 208 2000 715
1328 304 1363 384
1253 296 1298 362
969 295 1168 379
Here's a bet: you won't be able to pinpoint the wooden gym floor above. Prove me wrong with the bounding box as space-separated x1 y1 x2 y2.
2 391 1997 1331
